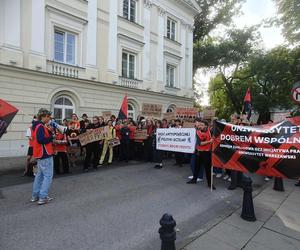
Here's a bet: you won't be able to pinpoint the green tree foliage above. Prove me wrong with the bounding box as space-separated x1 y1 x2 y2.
193 0 244 41
273 0 300 44
208 46 300 119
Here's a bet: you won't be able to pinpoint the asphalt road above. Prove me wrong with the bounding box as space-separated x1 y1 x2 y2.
0 160 265 250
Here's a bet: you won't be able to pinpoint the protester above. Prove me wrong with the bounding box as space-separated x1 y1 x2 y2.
53 128 69 174
99 120 116 166
24 116 37 176
71 113 80 130
67 121 80 168
145 119 154 161
153 120 163 169
187 119 215 190
174 119 184 167
83 116 102 171
31 108 54 205
120 121 130 162
128 120 136 160
79 114 89 131
110 115 117 126
134 122 145 161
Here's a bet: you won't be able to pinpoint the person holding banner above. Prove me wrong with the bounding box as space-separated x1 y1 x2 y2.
153 120 163 169
187 119 215 190
99 120 116 166
83 116 102 172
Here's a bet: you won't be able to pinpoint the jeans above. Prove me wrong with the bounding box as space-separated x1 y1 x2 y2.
190 153 204 179
32 157 54 199
193 151 212 187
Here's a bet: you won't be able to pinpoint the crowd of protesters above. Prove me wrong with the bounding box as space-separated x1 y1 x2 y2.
26 109 300 205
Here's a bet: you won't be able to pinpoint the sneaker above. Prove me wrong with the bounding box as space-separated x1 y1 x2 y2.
264 177 271 181
38 197 53 205
187 179 197 184
197 178 203 182
228 177 231 182
223 175 229 180
212 172 216 176
216 174 222 178
30 197 39 202
188 176 193 179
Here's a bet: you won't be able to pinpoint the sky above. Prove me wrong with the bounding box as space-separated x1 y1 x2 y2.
197 0 285 106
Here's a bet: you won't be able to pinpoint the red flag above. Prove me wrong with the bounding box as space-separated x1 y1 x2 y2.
243 88 252 120
243 87 251 102
0 99 19 138
118 94 128 120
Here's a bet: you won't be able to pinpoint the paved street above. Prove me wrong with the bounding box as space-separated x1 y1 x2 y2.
0 160 264 250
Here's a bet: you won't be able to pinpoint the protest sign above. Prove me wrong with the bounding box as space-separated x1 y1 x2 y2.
134 129 148 140
182 122 195 128
78 127 106 146
142 103 162 118
102 111 112 120
163 112 176 121
212 117 300 179
175 107 198 121
156 128 196 153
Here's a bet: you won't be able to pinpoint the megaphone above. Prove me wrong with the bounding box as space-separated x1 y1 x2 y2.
50 120 67 134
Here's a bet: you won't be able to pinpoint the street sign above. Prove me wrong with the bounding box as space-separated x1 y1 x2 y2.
292 81 300 104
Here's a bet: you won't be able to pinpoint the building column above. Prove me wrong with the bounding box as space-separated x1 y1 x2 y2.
0 0 23 66
143 0 152 80
180 21 187 89
28 0 46 71
157 7 165 83
107 0 118 74
186 25 194 90
85 0 98 80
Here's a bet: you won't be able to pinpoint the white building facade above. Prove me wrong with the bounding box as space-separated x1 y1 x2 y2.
0 0 200 157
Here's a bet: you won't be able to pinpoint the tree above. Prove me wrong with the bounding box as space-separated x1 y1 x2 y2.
273 0 300 44
208 46 300 120
194 0 245 41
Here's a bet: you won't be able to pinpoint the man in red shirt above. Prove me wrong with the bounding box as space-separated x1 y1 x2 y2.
187 118 215 189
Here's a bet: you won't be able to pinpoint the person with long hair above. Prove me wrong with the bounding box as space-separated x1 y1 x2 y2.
99 120 116 166
153 120 163 169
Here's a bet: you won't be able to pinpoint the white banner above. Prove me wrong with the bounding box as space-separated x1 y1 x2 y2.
156 128 196 153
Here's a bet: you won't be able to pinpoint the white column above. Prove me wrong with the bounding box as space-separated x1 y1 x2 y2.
86 0 97 67
187 25 194 89
108 0 118 72
157 7 165 82
180 22 186 89
3 0 21 48
30 0 45 55
143 0 152 80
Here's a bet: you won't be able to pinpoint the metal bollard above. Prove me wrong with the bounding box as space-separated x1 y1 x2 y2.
159 213 176 250
241 177 256 222
273 177 285 192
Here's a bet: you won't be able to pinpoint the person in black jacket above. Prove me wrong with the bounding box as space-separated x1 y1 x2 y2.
83 116 102 172
153 120 163 169
120 121 130 162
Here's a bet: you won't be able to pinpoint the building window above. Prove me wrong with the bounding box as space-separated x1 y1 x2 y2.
53 96 75 124
166 64 176 87
128 104 135 119
122 51 136 79
123 0 136 22
167 18 176 41
54 29 76 65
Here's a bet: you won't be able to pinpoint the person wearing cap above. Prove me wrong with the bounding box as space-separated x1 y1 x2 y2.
31 108 55 205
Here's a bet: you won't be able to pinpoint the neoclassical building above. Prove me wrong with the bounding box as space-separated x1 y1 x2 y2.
0 0 200 157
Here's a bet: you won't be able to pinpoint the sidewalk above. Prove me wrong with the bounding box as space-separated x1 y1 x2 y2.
183 179 300 250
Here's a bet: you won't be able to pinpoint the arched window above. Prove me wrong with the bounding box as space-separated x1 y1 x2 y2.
53 96 75 124
128 103 135 119
167 105 176 113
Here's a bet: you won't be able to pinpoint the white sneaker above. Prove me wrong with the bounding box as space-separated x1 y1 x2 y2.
216 174 222 178
212 172 216 176
197 178 203 182
223 175 229 180
188 176 193 179
228 177 231 182
264 177 271 181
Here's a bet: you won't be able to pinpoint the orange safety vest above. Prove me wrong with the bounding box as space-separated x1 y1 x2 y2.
32 123 53 159
196 129 212 152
